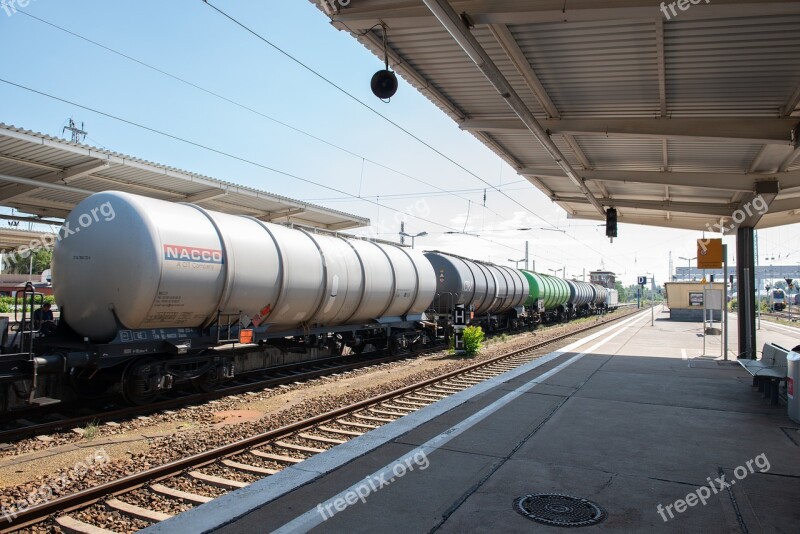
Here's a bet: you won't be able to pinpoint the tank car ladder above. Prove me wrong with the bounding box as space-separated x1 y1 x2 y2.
216 311 243 344
9 282 60 406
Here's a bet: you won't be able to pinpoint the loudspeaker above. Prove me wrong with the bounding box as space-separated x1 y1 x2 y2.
371 69 398 99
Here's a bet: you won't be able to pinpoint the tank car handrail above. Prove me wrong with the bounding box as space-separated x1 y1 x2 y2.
283 222 407 248
425 249 509 267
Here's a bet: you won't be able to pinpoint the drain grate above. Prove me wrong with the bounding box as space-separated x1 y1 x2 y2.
514 493 606 527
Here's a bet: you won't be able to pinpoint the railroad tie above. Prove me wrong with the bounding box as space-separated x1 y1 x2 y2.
55 516 118 534
188 471 249 489
335 419 379 429
149 484 213 504
298 432 346 445
404 394 442 402
317 425 363 437
387 399 428 408
249 450 303 463
274 441 326 454
221 458 278 475
352 413 394 423
105 498 173 522
380 403 416 412
368 408 407 418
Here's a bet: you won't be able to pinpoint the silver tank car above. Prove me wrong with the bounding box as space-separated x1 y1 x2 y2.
53 192 436 342
592 284 609 306
566 280 595 308
424 251 528 314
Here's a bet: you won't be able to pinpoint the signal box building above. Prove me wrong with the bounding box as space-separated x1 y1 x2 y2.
589 271 616 289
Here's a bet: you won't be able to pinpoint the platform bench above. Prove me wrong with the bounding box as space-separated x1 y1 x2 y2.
739 343 790 405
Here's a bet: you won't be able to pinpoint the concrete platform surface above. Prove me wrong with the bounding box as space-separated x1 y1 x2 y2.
147 308 800 533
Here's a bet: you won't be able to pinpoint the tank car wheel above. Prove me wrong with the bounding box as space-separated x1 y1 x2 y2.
121 357 163 406
388 337 407 357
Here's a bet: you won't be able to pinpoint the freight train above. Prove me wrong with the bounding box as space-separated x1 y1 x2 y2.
0 192 618 409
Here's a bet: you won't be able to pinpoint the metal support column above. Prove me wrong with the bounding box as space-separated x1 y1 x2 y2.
723 244 729 360
736 227 757 359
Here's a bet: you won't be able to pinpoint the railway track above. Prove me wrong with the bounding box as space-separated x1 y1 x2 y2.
0 310 634 445
0 345 448 446
761 310 799 323
2 310 636 533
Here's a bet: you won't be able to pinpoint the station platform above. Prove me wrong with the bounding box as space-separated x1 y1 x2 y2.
148 308 800 533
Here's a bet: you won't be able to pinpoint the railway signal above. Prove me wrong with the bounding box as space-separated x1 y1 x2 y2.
605 208 617 239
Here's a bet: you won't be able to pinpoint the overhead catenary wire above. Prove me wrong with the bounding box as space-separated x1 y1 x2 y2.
199 2 561 227
198 0 627 269
13 10 505 220
303 180 529 202
10 7 625 269
0 78 555 260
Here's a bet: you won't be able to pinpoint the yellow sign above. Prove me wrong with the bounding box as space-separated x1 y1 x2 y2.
697 238 723 269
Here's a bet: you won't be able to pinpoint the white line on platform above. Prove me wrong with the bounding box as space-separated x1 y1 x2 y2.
273 311 651 534
145 310 650 534
681 348 688 361
760 319 800 336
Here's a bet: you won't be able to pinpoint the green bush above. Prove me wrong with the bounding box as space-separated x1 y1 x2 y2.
463 325 485 356
0 294 57 314
0 295 55 304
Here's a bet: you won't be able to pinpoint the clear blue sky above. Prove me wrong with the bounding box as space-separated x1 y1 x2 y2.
1 0 797 285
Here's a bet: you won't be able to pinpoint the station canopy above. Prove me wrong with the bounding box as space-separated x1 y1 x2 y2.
317 0 800 232
0 124 369 230
0 228 56 251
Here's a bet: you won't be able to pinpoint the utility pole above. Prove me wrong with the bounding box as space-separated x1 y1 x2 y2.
525 240 529 270
755 231 760 330
63 118 87 143
669 251 674 281
399 222 405 246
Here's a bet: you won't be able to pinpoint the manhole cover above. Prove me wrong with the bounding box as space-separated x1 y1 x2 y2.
514 493 606 527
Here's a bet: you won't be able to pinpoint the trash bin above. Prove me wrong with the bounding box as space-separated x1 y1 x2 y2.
788 351 800 424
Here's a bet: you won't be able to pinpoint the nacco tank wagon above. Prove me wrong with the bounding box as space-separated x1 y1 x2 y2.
0 191 621 410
